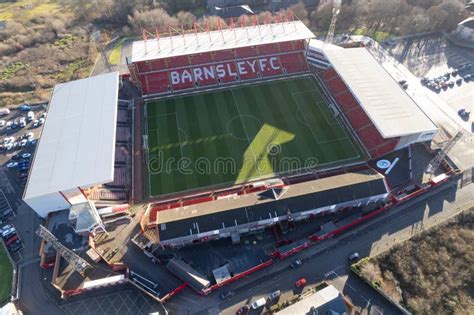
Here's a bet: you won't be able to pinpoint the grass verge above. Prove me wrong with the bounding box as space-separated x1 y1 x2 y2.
0 245 13 304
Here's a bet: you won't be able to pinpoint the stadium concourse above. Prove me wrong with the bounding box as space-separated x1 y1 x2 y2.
124 16 439 252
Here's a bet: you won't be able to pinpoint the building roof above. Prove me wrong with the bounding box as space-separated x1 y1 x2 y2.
323 47 437 138
276 285 347 314
155 170 388 242
24 72 119 200
130 21 314 63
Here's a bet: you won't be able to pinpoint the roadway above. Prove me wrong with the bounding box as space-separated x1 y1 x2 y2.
165 179 473 315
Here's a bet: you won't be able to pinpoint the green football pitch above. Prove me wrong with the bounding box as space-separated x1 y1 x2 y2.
144 76 365 197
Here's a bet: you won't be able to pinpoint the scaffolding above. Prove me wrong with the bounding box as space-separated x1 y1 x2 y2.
325 0 342 44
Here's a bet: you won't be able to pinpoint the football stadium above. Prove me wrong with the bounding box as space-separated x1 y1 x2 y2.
21 14 446 299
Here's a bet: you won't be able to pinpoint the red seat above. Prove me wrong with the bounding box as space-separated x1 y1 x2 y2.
257 43 279 56
145 72 170 94
345 108 372 130
235 46 258 58
213 49 236 61
189 53 213 65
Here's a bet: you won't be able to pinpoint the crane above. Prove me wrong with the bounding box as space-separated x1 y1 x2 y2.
326 0 342 44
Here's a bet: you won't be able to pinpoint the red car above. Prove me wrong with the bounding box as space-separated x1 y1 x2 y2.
295 278 307 287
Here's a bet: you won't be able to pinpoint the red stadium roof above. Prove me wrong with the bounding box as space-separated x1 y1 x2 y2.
130 21 315 63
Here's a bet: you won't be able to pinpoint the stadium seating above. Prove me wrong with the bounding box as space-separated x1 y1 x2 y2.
115 146 127 164
135 40 310 95
213 49 236 61
292 40 305 50
117 109 129 124
105 167 127 188
167 55 190 67
116 126 131 143
145 72 170 94
280 52 308 73
257 43 280 55
344 107 372 130
235 46 259 58
189 52 213 65
320 68 400 158
333 91 359 112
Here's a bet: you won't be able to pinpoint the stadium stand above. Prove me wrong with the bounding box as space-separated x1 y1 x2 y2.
129 21 314 96
320 68 400 157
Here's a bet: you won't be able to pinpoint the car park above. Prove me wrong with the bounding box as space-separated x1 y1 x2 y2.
251 297 266 309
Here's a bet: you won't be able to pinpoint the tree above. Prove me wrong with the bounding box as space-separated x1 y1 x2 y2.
310 1 333 31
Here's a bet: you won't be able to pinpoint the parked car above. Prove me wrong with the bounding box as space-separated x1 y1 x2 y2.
251 298 266 309
39 117 45 125
290 259 302 269
8 239 22 252
6 161 18 168
18 104 31 111
27 111 35 122
220 291 235 300
0 120 5 127
348 252 360 262
6 121 12 130
456 78 463 85
268 290 281 302
464 74 472 82
295 278 307 287
11 154 22 160
458 108 470 121
32 120 39 128
236 305 249 315
22 153 31 159
1 225 16 240
19 117 26 128
0 108 10 116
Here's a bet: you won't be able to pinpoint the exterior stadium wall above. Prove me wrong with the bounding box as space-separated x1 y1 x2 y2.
157 192 388 248
129 39 309 96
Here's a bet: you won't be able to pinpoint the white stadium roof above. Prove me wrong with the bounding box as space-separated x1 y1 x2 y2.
323 47 437 138
24 72 119 200
130 21 315 63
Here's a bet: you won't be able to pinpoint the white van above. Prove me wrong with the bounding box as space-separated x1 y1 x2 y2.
251 298 266 309
0 108 10 116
